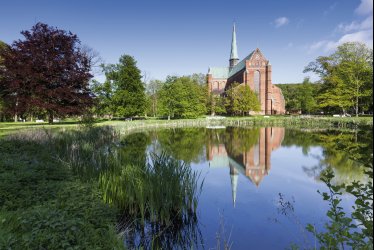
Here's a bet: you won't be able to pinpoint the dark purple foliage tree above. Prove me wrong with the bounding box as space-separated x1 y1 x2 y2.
0 23 93 123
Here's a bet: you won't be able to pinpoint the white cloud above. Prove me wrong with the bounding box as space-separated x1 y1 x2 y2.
308 0 373 53
308 30 373 53
274 17 289 28
355 0 373 16
338 30 373 48
337 15 373 33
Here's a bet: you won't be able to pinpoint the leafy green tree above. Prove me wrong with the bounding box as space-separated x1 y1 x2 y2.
226 83 260 116
105 55 146 118
187 73 207 86
277 82 321 114
91 79 114 118
208 94 227 115
146 79 163 117
300 77 317 114
305 42 373 116
158 76 207 119
158 79 179 120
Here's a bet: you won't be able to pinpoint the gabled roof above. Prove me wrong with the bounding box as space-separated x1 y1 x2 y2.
228 51 254 78
208 67 229 78
209 48 268 79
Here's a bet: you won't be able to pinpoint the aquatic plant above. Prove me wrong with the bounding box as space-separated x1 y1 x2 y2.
99 152 203 248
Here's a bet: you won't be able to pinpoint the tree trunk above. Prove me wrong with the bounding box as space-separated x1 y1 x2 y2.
356 95 359 117
48 111 54 124
14 113 18 122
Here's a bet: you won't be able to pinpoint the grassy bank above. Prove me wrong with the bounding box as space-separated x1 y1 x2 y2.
0 129 124 249
0 126 202 249
0 116 372 248
1 116 371 135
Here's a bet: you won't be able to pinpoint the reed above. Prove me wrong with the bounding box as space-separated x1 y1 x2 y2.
7 126 203 248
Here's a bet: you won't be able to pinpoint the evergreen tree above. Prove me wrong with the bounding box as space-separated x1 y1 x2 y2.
106 55 146 118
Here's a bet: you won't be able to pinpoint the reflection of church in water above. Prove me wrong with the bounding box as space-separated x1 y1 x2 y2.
207 127 285 206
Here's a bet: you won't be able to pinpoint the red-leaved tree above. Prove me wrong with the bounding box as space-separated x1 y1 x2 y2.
0 23 93 123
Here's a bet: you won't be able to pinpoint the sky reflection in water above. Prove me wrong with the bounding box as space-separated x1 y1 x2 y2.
122 126 369 249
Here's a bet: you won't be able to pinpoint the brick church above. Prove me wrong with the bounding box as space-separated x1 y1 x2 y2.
207 24 285 115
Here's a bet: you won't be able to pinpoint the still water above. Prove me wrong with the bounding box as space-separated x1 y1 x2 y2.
113 126 371 249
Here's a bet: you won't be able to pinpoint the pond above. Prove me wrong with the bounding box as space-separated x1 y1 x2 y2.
98 126 372 249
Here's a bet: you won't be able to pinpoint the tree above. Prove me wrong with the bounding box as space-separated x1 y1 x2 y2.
0 41 8 121
299 77 317 114
187 73 207 86
208 94 226 115
158 76 207 119
304 42 373 116
146 79 163 117
105 55 146 118
91 79 114 118
0 23 93 123
226 83 260 116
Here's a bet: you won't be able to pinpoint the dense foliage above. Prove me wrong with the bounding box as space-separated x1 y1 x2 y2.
0 23 93 123
157 76 207 119
304 42 373 116
277 78 320 114
104 55 146 118
225 83 261 115
0 40 8 122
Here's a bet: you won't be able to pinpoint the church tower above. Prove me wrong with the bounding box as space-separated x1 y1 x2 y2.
229 23 239 70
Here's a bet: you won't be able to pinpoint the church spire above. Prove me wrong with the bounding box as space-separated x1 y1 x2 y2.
229 23 239 70
230 165 238 207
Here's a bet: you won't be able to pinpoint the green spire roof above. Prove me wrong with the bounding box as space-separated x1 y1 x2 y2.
230 23 239 60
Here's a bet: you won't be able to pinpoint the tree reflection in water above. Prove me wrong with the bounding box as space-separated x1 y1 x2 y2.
68 126 371 248
98 133 204 249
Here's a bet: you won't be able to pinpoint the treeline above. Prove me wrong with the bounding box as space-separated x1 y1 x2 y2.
0 23 260 123
276 78 321 114
0 23 372 122
304 42 372 116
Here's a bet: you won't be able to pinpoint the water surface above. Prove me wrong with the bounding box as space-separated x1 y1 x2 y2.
111 126 372 249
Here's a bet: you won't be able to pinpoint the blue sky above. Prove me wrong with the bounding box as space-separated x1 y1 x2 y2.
0 0 372 83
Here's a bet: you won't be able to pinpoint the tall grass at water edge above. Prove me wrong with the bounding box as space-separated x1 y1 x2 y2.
6 126 204 248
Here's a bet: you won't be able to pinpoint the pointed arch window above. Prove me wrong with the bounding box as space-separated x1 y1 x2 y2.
254 70 260 95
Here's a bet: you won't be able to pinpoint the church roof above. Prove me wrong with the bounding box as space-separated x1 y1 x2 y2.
208 67 229 78
228 51 255 78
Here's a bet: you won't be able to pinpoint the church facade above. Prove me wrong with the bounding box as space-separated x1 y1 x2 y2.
207 24 285 115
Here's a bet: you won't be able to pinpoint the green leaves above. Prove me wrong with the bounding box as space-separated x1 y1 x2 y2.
305 42 373 115
103 54 146 118
308 166 373 249
225 83 260 115
158 76 207 119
